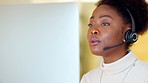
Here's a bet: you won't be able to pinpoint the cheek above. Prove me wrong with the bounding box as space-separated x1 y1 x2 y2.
102 30 123 45
101 33 112 46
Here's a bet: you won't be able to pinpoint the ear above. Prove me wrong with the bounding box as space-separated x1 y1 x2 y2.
123 24 132 33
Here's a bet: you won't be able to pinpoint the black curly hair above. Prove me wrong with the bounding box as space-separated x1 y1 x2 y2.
96 0 148 35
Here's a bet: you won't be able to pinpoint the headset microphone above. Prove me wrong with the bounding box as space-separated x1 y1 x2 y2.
103 40 130 50
103 42 125 50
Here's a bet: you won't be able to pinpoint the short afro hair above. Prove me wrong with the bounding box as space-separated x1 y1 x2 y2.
96 0 148 35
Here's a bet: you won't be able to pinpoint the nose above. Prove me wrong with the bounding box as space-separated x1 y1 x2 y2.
91 29 99 35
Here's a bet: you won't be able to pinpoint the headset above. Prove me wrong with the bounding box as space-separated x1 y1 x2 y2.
103 5 138 50
124 6 138 44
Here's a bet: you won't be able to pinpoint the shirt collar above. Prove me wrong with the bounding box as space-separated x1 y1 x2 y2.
100 50 137 74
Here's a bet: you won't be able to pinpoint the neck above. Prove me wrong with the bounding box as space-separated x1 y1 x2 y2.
103 48 128 64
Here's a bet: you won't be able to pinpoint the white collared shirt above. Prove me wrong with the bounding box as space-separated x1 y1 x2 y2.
80 51 148 83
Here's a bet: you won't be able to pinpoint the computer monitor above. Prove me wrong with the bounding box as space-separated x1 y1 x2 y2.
0 3 79 83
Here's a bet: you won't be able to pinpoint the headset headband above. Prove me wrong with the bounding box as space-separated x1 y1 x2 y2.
116 1 136 33
124 6 136 32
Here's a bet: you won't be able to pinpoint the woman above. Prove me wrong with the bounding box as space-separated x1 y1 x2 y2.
81 0 148 83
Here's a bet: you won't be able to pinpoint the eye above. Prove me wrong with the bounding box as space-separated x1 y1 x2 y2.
88 23 94 28
101 22 110 26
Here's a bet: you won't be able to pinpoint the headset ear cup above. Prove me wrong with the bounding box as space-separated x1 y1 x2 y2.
125 30 131 44
124 30 138 44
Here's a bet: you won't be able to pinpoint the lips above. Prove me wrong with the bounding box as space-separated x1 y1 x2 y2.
89 37 101 46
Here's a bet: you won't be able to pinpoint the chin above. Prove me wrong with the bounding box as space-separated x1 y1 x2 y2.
90 49 103 56
89 45 105 56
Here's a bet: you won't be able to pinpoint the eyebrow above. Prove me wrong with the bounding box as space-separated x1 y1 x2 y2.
99 15 113 19
90 15 113 20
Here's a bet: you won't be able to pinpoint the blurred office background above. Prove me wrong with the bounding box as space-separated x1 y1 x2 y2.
0 0 148 80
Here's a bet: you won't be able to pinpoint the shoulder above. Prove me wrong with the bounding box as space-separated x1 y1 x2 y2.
138 61 148 83
136 60 148 71
133 60 148 78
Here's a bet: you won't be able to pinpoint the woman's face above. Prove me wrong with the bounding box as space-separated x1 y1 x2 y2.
87 5 128 56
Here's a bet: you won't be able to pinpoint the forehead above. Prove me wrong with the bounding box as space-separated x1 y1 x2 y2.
92 5 121 19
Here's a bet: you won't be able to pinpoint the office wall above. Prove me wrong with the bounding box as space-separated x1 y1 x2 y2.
0 0 101 4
